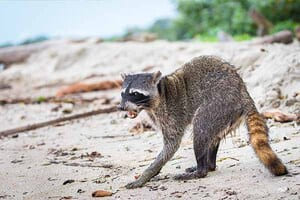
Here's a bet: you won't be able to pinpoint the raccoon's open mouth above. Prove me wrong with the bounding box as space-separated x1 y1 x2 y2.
127 110 138 119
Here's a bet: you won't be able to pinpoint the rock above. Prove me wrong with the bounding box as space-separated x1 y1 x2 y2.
271 100 280 108
77 189 85 193
278 187 289 193
285 99 297 107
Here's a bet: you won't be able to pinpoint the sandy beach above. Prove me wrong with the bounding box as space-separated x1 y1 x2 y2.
0 40 299 200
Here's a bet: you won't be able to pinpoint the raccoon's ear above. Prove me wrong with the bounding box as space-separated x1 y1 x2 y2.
152 71 162 84
121 73 127 80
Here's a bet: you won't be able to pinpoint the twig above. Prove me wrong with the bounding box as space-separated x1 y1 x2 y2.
43 160 114 168
0 96 102 105
0 106 118 137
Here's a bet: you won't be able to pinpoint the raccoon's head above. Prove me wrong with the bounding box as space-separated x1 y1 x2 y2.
118 71 162 119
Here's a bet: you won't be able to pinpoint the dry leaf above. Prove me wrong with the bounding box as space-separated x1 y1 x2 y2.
142 65 155 72
56 80 122 97
130 120 154 134
92 190 112 197
134 175 140 180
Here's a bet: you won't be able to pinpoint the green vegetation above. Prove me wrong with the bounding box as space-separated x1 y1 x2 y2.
144 0 300 41
0 42 14 48
1 0 299 45
20 35 49 45
36 96 47 103
0 35 49 48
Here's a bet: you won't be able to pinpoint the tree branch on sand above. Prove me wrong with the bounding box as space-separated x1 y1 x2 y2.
0 106 118 138
0 96 102 105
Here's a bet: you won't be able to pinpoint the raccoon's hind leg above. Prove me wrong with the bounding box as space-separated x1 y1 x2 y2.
174 98 243 180
185 141 220 173
207 141 220 171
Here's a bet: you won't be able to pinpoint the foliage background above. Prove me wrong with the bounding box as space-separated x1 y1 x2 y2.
141 0 300 41
1 0 299 46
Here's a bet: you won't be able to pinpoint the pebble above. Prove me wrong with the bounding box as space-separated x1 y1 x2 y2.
278 187 289 193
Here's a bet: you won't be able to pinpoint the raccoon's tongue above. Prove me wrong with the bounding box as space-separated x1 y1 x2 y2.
128 111 138 119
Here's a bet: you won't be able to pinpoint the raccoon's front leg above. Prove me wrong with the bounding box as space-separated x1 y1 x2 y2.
126 132 183 189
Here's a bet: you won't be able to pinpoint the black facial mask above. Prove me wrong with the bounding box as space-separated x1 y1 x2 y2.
122 82 150 105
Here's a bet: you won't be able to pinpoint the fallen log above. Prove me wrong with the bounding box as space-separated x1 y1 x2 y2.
0 106 118 138
252 30 293 45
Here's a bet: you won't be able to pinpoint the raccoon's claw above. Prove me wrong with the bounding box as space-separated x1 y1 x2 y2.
125 180 145 189
186 166 216 173
185 166 197 173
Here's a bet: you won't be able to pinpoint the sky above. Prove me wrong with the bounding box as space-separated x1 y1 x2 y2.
0 0 177 44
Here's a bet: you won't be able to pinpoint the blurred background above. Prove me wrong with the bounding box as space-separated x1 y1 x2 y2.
0 1 299 199
1 0 299 46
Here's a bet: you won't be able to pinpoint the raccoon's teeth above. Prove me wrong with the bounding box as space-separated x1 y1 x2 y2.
128 111 137 118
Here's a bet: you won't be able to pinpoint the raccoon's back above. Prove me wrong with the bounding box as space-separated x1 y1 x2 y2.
179 55 246 111
182 55 233 80
181 55 241 90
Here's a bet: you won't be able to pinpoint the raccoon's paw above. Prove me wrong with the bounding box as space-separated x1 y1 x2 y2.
185 166 197 173
208 165 217 172
186 166 216 173
125 180 145 189
173 170 208 180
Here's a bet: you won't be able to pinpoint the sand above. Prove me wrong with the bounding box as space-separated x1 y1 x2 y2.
0 40 299 200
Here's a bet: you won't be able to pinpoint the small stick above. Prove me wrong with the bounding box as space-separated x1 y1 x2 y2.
0 106 118 137
0 97 101 105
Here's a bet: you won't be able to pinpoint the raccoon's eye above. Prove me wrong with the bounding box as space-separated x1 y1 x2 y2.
129 92 139 96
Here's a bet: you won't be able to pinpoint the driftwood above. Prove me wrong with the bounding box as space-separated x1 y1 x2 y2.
120 32 157 42
252 30 293 45
0 41 56 67
0 96 102 105
0 106 118 138
56 79 122 97
262 110 299 123
249 9 273 36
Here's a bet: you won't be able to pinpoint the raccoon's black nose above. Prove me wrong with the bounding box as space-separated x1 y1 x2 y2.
117 104 125 111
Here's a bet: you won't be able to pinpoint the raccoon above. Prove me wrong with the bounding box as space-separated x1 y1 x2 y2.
119 55 288 189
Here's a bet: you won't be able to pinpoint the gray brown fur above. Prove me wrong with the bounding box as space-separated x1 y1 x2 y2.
119 55 288 189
